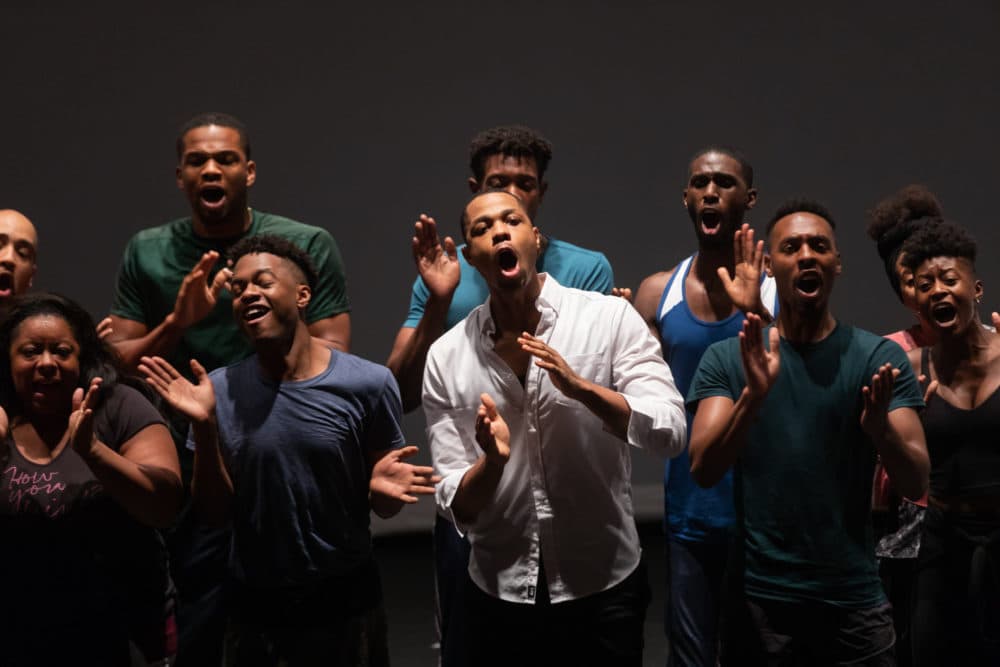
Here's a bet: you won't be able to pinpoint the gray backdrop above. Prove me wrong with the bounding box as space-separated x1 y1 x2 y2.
3 1 998 492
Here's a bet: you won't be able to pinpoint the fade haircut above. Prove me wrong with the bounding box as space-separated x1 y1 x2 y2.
901 221 977 273
690 146 754 187
176 112 251 160
458 188 530 241
766 198 837 237
469 125 553 183
227 234 318 290
866 185 944 299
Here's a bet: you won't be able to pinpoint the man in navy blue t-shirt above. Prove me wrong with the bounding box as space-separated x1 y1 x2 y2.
141 234 437 665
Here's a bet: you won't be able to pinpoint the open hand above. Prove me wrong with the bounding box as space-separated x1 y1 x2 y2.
861 363 900 439
370 446 440 504
412 215 460 300
475 393 510 464
718 224 766 316
171 251 228 329
68 377 102 457
518 332 586 400
739 313 780 400
139 356 216 424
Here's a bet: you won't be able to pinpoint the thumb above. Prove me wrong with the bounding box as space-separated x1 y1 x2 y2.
395 445 419 460
480 392 497 418
72 387 85 412
716 265 732 284
190 358 209 382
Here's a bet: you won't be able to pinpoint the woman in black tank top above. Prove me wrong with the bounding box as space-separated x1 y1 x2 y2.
901 223 1000 666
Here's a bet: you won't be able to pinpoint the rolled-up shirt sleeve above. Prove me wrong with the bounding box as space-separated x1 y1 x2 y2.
423 345 478 532
610 301 687 458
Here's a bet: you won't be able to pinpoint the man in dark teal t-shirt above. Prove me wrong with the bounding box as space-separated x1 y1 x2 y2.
687 199 928 665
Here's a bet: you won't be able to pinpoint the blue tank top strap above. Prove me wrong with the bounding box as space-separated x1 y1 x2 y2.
656 255 694 327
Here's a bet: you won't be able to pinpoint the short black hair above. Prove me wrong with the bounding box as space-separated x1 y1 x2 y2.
468 125 553 183
0 293 122 417
766 198 837 237
227 234 318 290
458 188 530 241
176 112 251 160
690 146 754 187
901 221 977 273
866 185 944 299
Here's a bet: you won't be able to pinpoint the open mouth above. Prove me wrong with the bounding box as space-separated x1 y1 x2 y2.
199 186 226 206
700 209 722 233
794 272 822 297
242 304 269 324
496 247 519 276
931 302 958 325
0 272 13 296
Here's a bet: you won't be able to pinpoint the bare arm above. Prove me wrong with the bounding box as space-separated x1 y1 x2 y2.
519 332 633 439
308 313 351 352
108 251 229 371
139 355 234 526
68 380 183 528
689 315 780 487
368 445 440 519
860 364 930 500
634 270 672 342
386 215 461 412
451 393 510 525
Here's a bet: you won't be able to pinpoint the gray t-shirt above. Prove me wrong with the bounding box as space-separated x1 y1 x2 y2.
191 349 404 590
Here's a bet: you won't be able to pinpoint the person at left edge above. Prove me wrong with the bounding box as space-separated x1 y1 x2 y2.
0 293 182 665
140 234 436 666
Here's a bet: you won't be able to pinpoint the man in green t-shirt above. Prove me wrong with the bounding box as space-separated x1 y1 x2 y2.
108 112 350 375
687 199 929 665
106 112 351 665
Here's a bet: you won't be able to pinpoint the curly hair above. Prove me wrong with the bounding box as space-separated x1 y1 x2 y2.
227 234 318 290
0 293 122 417
766 198 837 236
866 185 944 299
468 125 553 183
901 221 977 273
176 112 251 160
690 146 754 187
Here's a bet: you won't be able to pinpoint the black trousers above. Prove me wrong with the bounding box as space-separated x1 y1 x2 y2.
449 560 650 667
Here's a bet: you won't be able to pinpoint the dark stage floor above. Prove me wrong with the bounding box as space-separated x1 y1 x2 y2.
374 521 669 667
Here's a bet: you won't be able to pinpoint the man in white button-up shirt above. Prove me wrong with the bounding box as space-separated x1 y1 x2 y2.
424 189 687 665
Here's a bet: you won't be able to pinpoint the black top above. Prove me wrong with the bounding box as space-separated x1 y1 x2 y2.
0 384 167 666
922 347 1000 499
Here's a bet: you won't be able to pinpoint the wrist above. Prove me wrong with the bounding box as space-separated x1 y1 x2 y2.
164 311 188 334
425 290 455 315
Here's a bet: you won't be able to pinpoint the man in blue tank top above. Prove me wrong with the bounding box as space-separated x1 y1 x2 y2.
386 125 613 665
634 147 776 666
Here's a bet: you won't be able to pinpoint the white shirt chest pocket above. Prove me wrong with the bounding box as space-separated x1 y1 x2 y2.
551 352 609 405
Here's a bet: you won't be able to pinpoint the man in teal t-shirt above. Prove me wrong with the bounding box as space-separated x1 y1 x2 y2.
687 199 928 665
107 112 351 665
